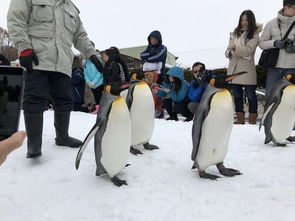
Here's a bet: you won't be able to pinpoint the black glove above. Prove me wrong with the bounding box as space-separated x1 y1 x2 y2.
19 49 39 73
274 40 286 49
90 55 104 73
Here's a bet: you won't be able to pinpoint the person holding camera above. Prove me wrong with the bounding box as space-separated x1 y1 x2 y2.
259 0 295 98
187 62 213 114
157 66 193 122
7 0 104 158
226 10 261 125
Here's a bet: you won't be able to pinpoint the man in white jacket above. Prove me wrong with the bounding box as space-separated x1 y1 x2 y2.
7 0 104 158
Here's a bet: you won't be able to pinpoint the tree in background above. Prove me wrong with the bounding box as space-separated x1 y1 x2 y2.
0 27 18 62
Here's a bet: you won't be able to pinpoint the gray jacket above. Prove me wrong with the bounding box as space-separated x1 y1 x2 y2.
7 0 97 76
259 10 295 69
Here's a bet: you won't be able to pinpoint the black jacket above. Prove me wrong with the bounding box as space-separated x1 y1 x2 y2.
103 61 130 85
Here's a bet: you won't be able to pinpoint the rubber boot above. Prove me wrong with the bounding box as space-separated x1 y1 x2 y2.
248 113 258 125
54 111 82 148
24 112 43 158
234 112 245 125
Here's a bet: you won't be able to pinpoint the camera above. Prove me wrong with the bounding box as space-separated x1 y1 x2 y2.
196 70 209 86
285 38 295 53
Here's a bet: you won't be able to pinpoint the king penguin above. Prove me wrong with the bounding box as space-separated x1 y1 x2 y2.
122 79 159 155
191 72 246 180
260 74 295 146
75 84 132 187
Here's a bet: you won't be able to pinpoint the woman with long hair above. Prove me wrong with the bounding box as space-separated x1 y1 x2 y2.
225 10 262 124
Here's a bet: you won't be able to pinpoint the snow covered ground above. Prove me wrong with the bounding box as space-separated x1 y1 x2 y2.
1 111 295 221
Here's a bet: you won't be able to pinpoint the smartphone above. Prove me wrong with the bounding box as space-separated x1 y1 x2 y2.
0 66 25 141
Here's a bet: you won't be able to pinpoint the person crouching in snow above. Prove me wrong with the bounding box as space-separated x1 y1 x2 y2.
140 30 167 85
157 66 193 122
143 72 163 118
187 62 214 114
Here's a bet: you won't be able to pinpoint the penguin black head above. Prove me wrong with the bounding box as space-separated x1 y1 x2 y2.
210 71 247 88
286 74 295 84
105 82 131 96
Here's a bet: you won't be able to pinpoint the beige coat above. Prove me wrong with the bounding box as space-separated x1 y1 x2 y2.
225 29 261 85
7 0 96 76
259 10 295 69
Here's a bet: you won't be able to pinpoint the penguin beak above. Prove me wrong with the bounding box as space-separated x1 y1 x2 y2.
225 71 247 82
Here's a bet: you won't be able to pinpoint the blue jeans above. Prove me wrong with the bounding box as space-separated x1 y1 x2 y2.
232 84 258 114
266 68 295 98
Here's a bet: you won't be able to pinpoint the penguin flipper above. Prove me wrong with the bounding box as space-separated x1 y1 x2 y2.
125 83 136 110
259 103 275 131
75 124 99 170
191 92 213 161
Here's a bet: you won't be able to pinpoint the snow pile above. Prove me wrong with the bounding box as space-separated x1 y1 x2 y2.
1 111 295 221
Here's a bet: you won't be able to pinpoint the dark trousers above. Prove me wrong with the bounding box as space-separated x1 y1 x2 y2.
23 70 73 113
91 85 104 104
162 97 193 118
231 84 258 114
266 68 295 99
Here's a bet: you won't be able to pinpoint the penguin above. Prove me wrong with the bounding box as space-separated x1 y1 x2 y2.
123 80 159 155
260 74 295 146
75 84 132 187
191 72 246 180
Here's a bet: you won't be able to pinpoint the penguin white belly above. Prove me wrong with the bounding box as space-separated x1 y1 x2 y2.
130 82 155 146
101 97 131 178
271 85 295 142
196 90 233 171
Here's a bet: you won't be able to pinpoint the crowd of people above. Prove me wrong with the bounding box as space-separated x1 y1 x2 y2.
0 0 294 164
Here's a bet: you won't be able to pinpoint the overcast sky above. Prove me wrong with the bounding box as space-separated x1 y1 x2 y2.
0 0 281 69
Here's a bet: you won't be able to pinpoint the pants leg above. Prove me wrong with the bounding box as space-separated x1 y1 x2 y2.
48 72 73 111
162 98 173 117
22 70 50 113
91 85 104 104
265 68 285 99
231 84 244 113
173 98 193 118
244 85 258 114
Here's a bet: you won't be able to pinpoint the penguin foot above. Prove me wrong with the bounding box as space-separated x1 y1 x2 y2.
286 136 295 142
199 171 221 180
191 164 197 170
143 143 159 150
276 143 287 147
217 163 242 177
130 147 143 155
111 176 128 187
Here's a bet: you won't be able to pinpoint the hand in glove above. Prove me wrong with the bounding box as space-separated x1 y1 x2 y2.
90 55 104 73
19 49 39 73
274 40 286 49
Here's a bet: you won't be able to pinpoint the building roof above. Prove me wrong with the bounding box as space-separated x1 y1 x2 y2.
119 45 177 66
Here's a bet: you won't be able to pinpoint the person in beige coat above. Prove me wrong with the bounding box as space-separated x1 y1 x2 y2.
225 10 261 125
7 0 104 158
259 0 295 98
